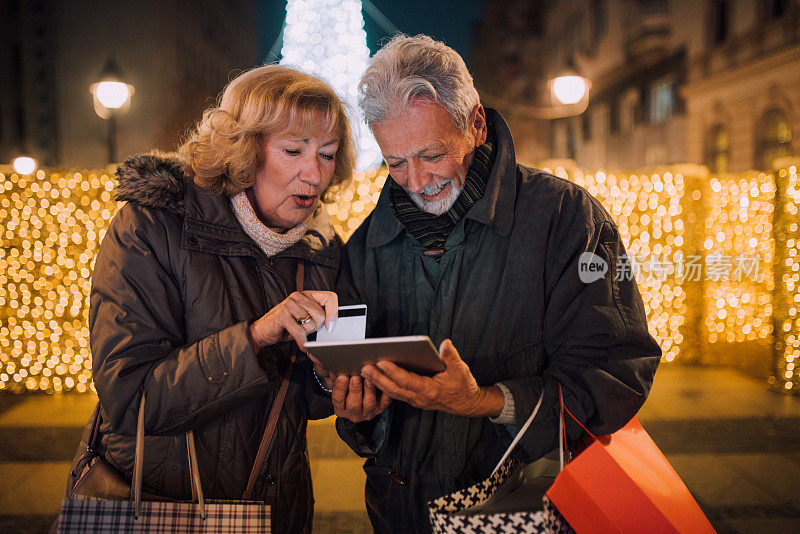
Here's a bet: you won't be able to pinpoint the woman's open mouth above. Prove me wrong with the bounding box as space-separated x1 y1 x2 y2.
292 194 317 208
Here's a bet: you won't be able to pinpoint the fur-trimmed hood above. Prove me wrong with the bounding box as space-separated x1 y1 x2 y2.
115 152 187 216
114 152 338 255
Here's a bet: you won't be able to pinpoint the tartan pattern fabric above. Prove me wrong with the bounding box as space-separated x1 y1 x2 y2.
56 495 269 533
428 459 573 534
389 135 496 250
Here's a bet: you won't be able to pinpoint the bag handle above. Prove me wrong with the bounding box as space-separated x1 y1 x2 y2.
241 259 305 500
86 403 103 453
132 392 146 517
491 389 545 476
491 382 600 476
68 402 103 486
556 382 598 470
130 393 205 519
133 260 308 510
187 430 205 519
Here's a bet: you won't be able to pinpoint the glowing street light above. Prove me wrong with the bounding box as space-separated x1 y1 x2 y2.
551 75 590 105
93 81 132 110
90 59 134 164
481 73 591 120
12 156 37 175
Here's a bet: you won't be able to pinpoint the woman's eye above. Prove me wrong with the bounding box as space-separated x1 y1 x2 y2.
284 149 300 156
320 153 335 161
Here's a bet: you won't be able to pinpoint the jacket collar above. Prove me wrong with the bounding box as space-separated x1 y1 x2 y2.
115 153 339 267
365 108 517 248
182 178 340 267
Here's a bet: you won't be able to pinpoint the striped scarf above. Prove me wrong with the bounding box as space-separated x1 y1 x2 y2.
390 136 495 251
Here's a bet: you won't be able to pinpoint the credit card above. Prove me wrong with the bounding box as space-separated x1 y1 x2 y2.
308 304 367 342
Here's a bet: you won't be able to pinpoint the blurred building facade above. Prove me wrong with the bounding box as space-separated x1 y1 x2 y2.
473 0 800 172
0 0 259 168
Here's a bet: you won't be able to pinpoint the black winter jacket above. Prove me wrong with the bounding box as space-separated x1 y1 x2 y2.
336 110 662 533
70 154 337 533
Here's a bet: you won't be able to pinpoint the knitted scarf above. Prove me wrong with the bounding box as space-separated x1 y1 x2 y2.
231 191 331 257
389 136 495 250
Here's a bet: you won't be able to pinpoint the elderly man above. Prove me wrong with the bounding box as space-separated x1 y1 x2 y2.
331 35 661 533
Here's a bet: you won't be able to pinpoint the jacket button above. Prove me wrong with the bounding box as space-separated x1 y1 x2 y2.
388 471 406 486
265 474 278 486
187 236 198 246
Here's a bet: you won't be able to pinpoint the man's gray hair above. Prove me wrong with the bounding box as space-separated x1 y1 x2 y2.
359 34 480 133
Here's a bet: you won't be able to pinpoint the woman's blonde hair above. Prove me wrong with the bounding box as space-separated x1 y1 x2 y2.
179 65 356 201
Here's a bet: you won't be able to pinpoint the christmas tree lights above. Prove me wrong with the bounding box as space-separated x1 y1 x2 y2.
280 0 382 170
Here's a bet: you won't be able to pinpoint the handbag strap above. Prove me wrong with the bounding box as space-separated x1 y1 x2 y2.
132 392 146 517
295 259 305 292
187 430 205 519
241 260 306 500
131 260 308 506
86 403 103 453
69 402 103 481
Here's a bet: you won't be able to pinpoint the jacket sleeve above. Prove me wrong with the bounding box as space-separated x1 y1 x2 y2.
498 207 661 462
329 227 393 456
303 358 335 420
91 204 279 436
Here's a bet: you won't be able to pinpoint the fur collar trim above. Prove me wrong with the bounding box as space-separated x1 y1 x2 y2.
115 152 186 216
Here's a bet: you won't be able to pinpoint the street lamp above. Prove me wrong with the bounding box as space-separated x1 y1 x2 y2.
12 156 37 175
90 59 134 164
480 73 591 120
551 75 590 106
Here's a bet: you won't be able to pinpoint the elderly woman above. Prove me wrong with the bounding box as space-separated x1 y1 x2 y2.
69 65 355 532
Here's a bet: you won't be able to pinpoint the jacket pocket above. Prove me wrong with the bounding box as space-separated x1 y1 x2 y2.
363 461 391 511
362 459 402 533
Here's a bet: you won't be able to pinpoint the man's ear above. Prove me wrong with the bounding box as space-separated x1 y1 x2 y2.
470 104 488 147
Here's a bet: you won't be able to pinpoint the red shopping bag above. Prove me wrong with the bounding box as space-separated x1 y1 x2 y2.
547 392 715 533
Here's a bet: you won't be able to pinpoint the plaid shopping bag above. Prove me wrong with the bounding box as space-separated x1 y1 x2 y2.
57 495 269 533
55 390 287 534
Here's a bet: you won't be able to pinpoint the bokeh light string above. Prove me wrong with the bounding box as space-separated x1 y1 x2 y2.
1 161 797 393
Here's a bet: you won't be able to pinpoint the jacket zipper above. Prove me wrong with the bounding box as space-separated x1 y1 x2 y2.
245 252 290 506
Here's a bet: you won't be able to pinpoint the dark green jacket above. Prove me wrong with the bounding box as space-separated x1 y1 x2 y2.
336 110 661 533
72 154 337 533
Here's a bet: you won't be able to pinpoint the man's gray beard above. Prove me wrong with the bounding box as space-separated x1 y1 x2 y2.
408 182 463 216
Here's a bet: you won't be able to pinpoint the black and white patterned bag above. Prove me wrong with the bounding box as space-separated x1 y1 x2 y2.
427 391 574 534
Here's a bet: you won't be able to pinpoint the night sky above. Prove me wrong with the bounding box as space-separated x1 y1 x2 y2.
259 0 487 67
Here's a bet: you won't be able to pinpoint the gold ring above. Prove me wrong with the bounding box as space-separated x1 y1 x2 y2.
297 314 313 326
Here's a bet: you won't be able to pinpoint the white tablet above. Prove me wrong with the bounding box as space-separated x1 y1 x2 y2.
305 335 446 377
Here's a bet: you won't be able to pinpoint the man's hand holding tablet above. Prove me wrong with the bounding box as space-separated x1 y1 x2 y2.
360 339 505 418
304 305 394 422
305 305 498 421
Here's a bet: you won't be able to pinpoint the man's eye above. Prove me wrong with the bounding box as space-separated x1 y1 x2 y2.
422 154 443 162
387 161 405 169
